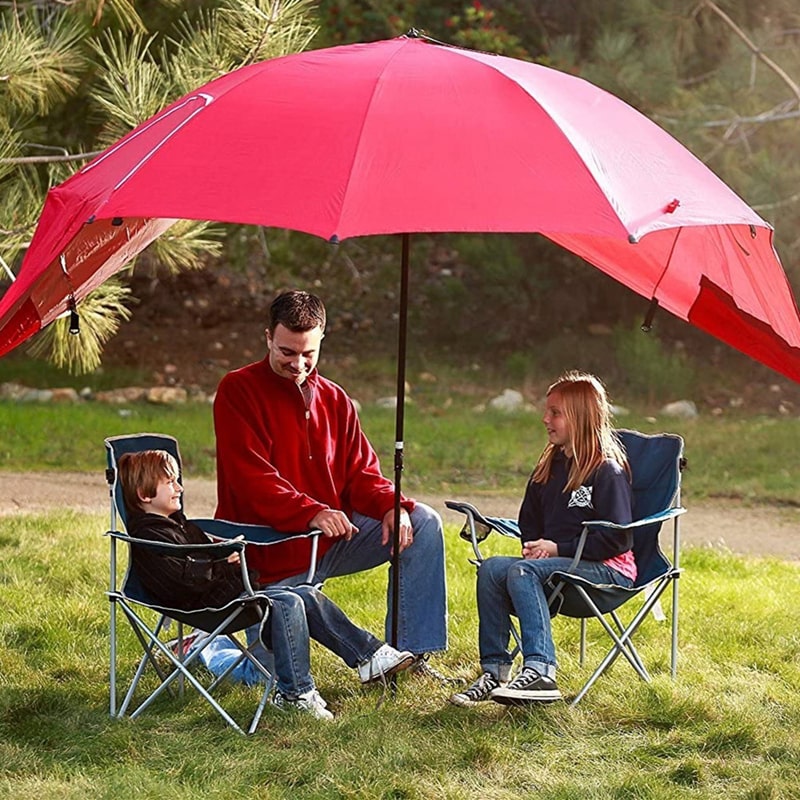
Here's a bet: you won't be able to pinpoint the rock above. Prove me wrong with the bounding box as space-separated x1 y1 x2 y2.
0 382 29 400
95 387 148 404
610 404 630 416
50 387 80 403
146 386 188 404
376 396 397 409
20 388 52 403
660 400 698 419
489 388 525 413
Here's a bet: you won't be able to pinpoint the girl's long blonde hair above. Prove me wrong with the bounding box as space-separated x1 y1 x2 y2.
532 371 628 492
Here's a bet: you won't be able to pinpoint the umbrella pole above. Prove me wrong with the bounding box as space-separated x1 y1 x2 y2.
390 233 410 651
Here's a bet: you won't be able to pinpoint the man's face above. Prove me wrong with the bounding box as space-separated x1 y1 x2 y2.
266 323 324 384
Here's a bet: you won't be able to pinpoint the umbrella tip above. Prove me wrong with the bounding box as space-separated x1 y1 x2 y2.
329 235 340 245
68 296 80 336
641 298 659 333
405 28 423 39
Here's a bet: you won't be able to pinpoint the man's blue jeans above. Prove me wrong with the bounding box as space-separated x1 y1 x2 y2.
477 556 633 680
258 502 448 656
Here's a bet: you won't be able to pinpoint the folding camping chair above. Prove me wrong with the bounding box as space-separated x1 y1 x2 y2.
446 429 686 705
105 432 321 734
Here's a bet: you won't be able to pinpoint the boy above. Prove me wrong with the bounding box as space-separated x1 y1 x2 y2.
118 449 415 720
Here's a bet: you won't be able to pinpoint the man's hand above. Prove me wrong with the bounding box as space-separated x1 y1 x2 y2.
310 508 359 540
382 508 413 553
522 538 557 559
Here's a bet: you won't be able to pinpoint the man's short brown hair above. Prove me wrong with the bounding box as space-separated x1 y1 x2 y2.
268 290 326 335
117 450 180 515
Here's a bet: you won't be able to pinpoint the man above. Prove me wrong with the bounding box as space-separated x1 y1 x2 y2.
214 290 447 664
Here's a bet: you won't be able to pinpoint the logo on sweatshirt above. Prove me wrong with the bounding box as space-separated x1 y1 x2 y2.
568 485 593 509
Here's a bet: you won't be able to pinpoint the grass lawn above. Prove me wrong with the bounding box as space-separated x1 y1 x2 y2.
0 399 798 505
1 509 799 799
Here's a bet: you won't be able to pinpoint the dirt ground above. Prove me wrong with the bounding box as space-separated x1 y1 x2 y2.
2 470 798 561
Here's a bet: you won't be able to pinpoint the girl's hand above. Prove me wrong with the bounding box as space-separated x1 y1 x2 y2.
522 539 557 559
226 552 241 565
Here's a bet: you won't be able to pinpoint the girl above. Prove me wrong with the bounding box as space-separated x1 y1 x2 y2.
451 371 635 706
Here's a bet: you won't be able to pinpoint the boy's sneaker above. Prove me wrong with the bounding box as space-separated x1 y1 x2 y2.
272 688 334 721
490 667 562 705
449 672 503 707
358 644 415 684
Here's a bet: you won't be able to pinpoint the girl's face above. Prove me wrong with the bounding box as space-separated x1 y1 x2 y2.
542 390 572 455
143 475 183 517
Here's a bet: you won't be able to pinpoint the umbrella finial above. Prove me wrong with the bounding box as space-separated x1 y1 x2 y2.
405 28 422 39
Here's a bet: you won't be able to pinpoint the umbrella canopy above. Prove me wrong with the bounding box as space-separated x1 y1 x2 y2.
1 34 799 380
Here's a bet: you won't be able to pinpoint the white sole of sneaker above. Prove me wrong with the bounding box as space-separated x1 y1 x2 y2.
360 653 416 685
490 688 562 705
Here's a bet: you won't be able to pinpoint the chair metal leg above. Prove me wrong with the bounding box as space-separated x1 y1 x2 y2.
579 618 587 666
125 611 248 734
110 598 117 717
671 513 681 680
570 578 676 705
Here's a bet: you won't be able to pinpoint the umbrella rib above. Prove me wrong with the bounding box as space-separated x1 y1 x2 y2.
334 46 412 236
84 94 214 194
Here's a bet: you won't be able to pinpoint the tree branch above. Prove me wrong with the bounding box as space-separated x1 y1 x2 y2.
701 0 800 105
0 151 102 165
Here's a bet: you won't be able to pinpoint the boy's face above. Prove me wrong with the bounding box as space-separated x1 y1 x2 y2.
142 476 183 517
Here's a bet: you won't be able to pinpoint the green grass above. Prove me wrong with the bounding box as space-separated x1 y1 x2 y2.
1 399 798 505
1 510 799 799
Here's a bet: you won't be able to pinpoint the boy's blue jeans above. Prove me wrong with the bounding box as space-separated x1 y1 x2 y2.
477 555 633 680
257 584 383 698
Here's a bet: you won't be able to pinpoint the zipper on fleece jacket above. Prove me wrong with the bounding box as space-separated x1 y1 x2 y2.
298 381 314 460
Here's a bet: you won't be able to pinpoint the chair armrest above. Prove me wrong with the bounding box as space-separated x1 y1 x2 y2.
191 519 324 585
446 500 521 564
191 518 322 545
583 506 686 532
106 530 246 559
106 529 264 598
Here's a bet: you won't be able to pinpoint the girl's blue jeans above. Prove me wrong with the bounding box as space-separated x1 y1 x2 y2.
477 555 633 680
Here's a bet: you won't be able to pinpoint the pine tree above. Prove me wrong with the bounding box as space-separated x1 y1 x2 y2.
0 0 317 373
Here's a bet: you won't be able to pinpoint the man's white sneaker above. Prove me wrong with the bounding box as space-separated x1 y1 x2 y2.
358 644 415 684
272 688 334 720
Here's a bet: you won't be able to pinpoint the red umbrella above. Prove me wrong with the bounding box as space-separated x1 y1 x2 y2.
2 33 799 638
1 35 798 379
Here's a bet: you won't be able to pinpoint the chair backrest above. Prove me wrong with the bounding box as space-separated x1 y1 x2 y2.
105 432 184 531
616 429 684 587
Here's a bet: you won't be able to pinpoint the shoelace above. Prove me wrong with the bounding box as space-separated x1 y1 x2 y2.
410 655 463 686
